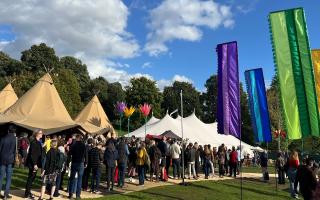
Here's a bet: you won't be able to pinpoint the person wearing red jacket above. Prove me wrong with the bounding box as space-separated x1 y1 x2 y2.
229 146 238 178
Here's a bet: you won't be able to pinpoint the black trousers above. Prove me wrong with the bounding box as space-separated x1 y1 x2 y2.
82 166 91 190
278 168 285 184
25 167 37 196
106 166 115 189
229 162 237 177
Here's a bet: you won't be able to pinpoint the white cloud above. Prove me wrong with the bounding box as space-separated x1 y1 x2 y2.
0 0 139 59
145 0 234 56
0 0 145 88
141 62 152 69
157 74 194 91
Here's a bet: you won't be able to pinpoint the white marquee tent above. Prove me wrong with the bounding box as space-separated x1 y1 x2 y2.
129 112 259 156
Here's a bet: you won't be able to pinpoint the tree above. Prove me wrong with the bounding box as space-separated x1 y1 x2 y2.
21 43 59 73
200 75 217 123
105 82 125 122
125 77 163 130
53 68 83 117
60 56 91 100
0 51 26 76
162 81 201 118
240 83 255 145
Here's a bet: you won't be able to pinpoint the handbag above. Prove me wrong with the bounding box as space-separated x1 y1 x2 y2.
114 166 119 183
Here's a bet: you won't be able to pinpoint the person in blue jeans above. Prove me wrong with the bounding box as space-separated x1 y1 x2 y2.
68 134 88 199
0 125 17 200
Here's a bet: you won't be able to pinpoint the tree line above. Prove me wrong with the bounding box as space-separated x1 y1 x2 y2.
0 43 255 144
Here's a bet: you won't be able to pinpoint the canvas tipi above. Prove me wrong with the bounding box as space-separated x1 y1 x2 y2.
0 73 77 134
75 95 114 135
0 83 18 113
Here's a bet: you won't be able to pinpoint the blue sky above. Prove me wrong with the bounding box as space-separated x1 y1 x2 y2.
0 0 319 91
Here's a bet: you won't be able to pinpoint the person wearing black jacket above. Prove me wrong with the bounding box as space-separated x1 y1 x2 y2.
24 129 43 199
295 158 317 200
104 139 118 191
68 134 88 199
82 138 93 191
39 140 58 200
88 141 103 193
0 125 17 200
117 137 129 188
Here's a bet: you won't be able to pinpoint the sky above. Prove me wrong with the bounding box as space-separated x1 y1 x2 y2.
0 0 319 91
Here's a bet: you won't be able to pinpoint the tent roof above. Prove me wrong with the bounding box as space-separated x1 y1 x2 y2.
129 112 257 156
161 130 181 139
75 95 114 135
0 73 77 134
0 83 18 113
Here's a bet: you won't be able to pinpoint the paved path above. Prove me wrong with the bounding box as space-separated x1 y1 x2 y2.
8 172 275 199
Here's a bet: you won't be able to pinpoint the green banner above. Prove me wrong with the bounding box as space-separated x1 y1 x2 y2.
269 8 320 139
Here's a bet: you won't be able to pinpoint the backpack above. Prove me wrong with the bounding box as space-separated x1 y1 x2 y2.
56 152 66 173
144 150 151 168
20 138 28 150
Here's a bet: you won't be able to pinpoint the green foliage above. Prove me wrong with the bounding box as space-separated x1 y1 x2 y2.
53 68 83 117
105 82 125 123
125 77 163 130
200 75 217 123
162 81 201 118
0 51 26 76
21 43 59 72
240 83 255 145
60 56 91 99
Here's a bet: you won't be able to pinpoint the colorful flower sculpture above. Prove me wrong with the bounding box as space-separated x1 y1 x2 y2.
116 102 126 134
140 103 152 137
124 106 135 136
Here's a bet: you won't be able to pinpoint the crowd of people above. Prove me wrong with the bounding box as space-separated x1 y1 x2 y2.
0 125 319 200
275 151 320 200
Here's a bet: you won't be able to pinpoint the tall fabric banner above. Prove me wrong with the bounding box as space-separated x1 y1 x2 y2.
245 68 272 143
269 8 320 139
311 50 320 111
217 41 241 138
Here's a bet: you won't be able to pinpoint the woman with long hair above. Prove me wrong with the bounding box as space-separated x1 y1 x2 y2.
288 151 300 199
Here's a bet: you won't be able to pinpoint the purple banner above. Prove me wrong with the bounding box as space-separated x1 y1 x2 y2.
217 41 241 138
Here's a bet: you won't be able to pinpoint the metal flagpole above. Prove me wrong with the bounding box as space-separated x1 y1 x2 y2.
240 137 243 200
180 90 186 186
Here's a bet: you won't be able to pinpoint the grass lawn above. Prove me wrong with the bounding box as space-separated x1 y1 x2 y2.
93 178 290 200
12 167 291 200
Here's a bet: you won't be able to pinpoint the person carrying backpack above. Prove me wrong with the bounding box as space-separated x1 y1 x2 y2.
19 133 29 167
276 152 286 184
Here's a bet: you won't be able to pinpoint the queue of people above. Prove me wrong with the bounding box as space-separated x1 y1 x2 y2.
0 125 319 200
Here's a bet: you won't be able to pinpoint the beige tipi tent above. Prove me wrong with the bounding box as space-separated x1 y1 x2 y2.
75 95 114 135
0 83 18 113
0 73 77 134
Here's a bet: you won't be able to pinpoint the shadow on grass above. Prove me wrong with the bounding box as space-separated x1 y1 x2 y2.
219 179 290 199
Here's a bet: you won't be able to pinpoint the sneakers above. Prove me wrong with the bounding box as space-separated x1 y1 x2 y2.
1 195 12 200
24 193 35 199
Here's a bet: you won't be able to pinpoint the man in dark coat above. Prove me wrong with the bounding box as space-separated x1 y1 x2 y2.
295 158 317 200
117 137 129 188
88 140 103 193
25 129 43 199
68 134 88 199
0 125 17 200
104 139 118 191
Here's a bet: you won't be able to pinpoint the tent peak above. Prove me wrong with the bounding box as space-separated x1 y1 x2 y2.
39 73 53 84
